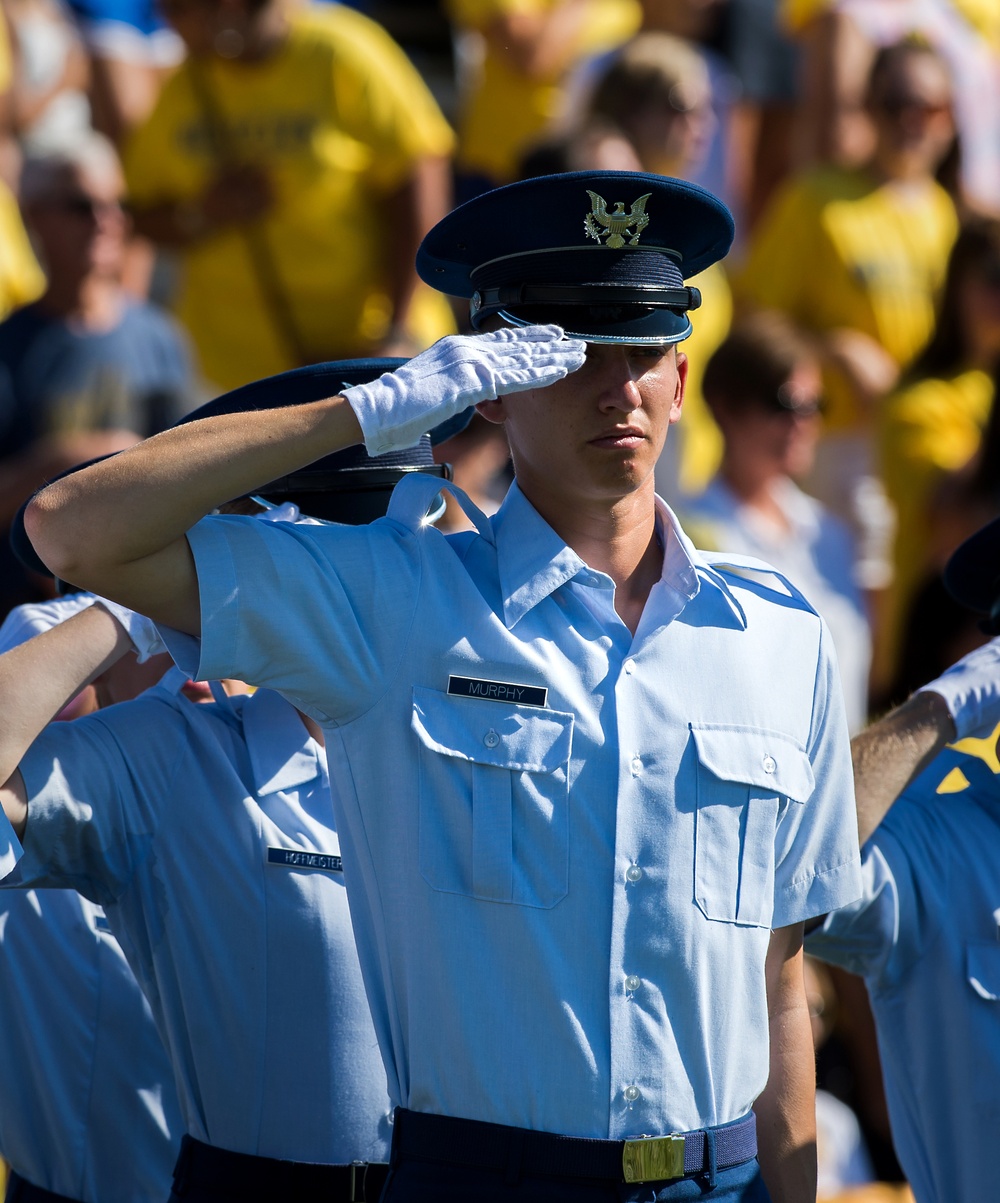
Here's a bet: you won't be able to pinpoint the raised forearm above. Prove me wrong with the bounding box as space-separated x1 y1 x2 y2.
24 396 361 598
0 605 131 837
852 691 954 845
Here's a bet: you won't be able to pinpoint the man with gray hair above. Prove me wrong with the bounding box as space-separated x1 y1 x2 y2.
0 130 197 615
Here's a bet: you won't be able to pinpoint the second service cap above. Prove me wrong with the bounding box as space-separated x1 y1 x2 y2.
417 170 734 345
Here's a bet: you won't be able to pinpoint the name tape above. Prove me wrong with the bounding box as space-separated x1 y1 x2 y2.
447 675 548 708
267 848 343 874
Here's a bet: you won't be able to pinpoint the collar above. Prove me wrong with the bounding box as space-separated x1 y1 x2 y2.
493 482 591 628
241 688 325 795
492 482 719 628
666 496 750 630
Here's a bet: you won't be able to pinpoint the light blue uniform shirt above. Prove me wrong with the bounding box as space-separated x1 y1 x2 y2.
179 476 862 1140
806 728 1000 1203
0 890 181 1202
7 673 392 1163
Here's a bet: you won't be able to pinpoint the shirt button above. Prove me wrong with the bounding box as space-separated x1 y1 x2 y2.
623 658 636 675
626 865 643 884
630 755 643 777
762 754 776 774
625 975 641 992
623 1085 641 1102
484 729 500 749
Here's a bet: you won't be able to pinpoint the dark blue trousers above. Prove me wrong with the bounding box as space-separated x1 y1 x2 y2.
380 1154 771 1202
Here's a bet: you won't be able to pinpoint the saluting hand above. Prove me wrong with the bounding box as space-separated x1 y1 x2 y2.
342 325 587 456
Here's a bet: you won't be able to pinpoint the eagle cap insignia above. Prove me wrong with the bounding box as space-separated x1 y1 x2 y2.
584 190 652 248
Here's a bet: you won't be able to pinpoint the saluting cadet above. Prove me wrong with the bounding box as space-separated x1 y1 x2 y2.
21 172 863 1202
0 361 458 1203
0 597 182 1203
806 520 1000 1203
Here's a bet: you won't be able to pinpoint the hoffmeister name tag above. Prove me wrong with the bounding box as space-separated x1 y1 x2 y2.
448 675 548 708
267 848 343 874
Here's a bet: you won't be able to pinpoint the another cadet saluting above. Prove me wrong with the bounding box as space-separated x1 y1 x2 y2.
20 172 863 1202
0 597 182 1203
0 361 461 1203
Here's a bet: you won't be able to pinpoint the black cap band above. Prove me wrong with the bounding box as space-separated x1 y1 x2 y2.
472 282 702 317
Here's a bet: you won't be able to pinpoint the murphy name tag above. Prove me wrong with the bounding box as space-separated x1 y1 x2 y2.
448 675 548 708
268 848 343 874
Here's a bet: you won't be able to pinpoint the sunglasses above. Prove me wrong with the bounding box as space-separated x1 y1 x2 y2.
769 382 824 417
49 195 125 220
875 94 950 119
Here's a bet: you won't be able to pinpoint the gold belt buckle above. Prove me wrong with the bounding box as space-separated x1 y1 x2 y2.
621 1134 686 1184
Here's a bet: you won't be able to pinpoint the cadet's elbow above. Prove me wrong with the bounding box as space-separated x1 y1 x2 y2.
23 485 88 585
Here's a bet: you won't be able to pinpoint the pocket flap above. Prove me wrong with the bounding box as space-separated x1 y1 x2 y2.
412 685 573 773
690 724 814 802
967 943 1000 1001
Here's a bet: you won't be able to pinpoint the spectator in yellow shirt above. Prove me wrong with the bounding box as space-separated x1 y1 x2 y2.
875 219 1000 694
736 38 958 586
124 0 456 391
447 0 639 201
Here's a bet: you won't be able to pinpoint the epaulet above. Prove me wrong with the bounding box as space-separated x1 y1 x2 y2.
386 474 495 544
700 551 818 614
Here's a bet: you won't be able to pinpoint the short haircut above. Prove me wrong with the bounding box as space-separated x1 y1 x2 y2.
20 130 122 207
866 37 952 107
588 32 709 130
702 311 817 413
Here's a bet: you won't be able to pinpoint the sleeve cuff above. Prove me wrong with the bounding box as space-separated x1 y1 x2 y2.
773 853 863 928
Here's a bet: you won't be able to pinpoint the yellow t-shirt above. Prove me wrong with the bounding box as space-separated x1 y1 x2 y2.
0 177 44 318
876 366 994 682
0 15 12 94
447 0 639 184
781 0 1000 44
675 261 732 495
735 166 958 431
124 6 456 391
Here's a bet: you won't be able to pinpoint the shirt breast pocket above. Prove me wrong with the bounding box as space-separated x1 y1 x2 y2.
412 686 574 908
690 724 815 928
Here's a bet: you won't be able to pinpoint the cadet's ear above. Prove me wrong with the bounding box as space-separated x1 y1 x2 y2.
475 398 507 425
670 351 688 424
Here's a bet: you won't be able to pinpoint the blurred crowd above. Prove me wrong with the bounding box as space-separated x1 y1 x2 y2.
1 0 999 1198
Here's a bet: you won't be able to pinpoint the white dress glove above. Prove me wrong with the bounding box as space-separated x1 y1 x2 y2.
94 598 166 663
342 325 587 456
917 636 1000 739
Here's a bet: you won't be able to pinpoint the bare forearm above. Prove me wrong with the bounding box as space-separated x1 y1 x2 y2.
384 157 451 335
24 396 362 596
0 605 131 837
756 928 816 1203
755 1003 816 1202
852 690 955 845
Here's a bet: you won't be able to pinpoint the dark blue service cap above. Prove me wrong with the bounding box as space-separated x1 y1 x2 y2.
175 357 466 522
417 171 734 345
943 516 1000 633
